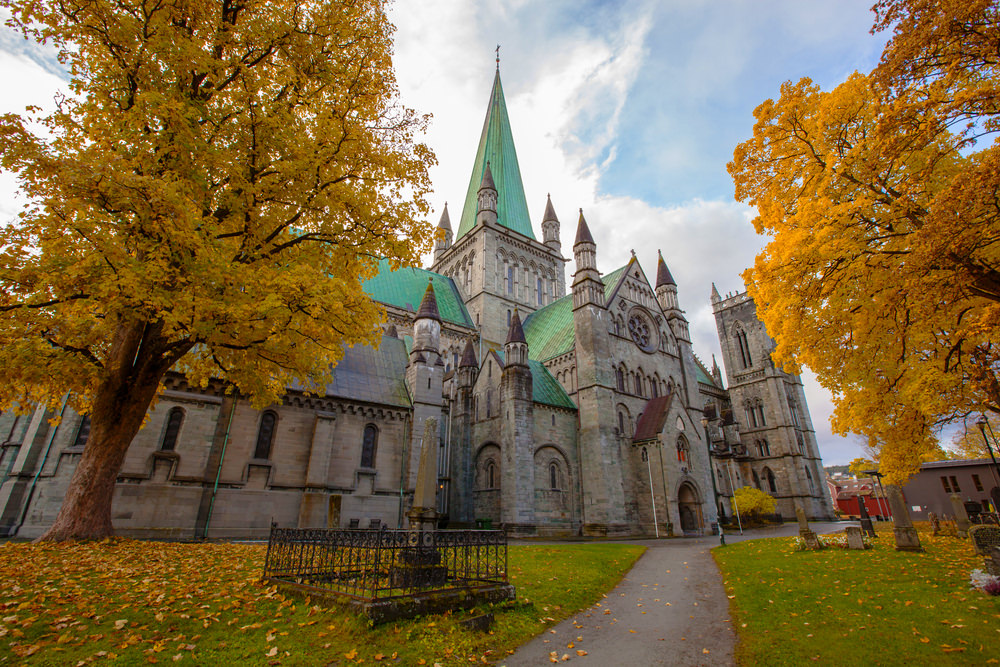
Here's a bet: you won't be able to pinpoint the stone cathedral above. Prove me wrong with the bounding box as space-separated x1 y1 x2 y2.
0 69 833 539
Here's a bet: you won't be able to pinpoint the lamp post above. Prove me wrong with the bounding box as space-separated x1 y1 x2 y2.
974 414 1000 499
701 415 724 545
703 414 742 537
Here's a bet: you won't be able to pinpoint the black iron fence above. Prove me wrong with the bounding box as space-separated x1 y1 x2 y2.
263 527 508 602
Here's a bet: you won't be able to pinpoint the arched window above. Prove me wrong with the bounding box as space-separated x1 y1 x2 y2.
756 403 767 426
641 447 649 462
486 390 492 418
160 407 184 451
618 411 625 434
616 367 625 392
764 468 777 493
73 415 91 448
735 326 753 368
549 462 559 490
650 381 658 398
487 461 496 488
635 374 643 396
805 466 815 492
361 424 378 468
752 469 761 489
254 411 277 459
796 432 805 454
788 398 800 427
537 277 544 305
676 435 689 464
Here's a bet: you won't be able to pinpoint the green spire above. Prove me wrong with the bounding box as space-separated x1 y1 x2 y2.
455 69 535 241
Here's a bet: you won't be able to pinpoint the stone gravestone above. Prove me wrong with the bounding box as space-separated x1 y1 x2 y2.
969 524 1000 556
796 506 822 550
886 484 923 552
845 526 866 550
990 546 1000 577
951 493 971 538
928 511 940 536
392 418 447 589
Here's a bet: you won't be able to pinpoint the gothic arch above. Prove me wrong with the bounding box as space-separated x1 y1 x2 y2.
475 443 502 490
761 466 778 494
676 480 703 534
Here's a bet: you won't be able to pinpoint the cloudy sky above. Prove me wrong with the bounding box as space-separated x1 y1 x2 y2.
0 1 888 465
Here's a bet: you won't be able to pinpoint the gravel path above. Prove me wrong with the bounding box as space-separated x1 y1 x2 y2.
502 522 845 667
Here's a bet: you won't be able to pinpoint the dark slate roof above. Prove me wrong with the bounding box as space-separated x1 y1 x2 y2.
492 350 576 410
460 337 478 368
656 251 676 287
437 203 452 231
456 70 534 241
633 395 674 442
542 194 558 222
291 334 411 408
574 210 595 246
506 308 526 344
363 259 474 328
522 265 628 361
415 281 441 322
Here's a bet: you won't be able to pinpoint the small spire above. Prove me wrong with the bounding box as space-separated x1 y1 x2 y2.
506 308 526 344
437 202 451 231
656 250 676 288
711 282 721 302
415 279 441 322
542 194 559 223
574 208 595 246
460 337 478 368
480 160 496 192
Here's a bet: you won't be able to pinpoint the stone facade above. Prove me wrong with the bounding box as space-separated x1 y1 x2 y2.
0 67 833 539
710 288 835 520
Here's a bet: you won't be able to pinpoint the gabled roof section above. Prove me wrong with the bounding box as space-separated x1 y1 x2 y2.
291 334 411 408
522 264 629 361
456 70 534 241
363 259 474 329
694 354 719 388
493 350 577 410
633 395 673 442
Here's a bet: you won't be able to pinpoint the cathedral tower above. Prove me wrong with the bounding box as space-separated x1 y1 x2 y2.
430 68 566 347
571 211 628 535
712 289 834 520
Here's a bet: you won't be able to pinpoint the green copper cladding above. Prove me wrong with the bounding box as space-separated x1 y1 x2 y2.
455 70 535 241
363 259 475 329
522 265 629 362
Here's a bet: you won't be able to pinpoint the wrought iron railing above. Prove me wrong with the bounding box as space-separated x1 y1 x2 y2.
263 527 508 601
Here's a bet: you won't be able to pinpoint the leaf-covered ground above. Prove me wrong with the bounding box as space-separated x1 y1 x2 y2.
714 524 1000 665
0 540 643 665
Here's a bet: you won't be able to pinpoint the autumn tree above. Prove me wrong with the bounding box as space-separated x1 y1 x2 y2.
0 0 435 541
733 486 777 523
729 0 1000 484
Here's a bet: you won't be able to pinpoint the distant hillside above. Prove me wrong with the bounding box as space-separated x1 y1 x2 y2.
824 464 850 477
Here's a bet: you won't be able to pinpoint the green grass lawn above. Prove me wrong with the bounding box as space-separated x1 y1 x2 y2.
714 524 1000 666
0 540 643 665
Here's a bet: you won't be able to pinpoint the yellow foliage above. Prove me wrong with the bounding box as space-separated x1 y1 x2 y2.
728 1 1000 484
0 0 435 538
733 486 777 520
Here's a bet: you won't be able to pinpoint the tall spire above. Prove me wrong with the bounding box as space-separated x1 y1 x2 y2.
456 68 534 241
437 202 452 232
505 308 526 344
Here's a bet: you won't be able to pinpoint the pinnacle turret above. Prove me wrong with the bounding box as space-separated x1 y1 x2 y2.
574 209 595 247
656 250 676 288
433 202 454 260
415 280 441 322
505 308 526 344
459 337 478 368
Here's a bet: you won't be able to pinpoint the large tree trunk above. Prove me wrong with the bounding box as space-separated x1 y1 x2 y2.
36 319 188 542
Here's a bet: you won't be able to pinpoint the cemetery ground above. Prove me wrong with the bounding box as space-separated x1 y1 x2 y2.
714 523 1000 666
0 540 644 665
2 525 998 666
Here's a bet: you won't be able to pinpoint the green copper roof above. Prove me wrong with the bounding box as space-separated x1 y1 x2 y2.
455 70 535 241
522 265 629 361
363 259 475 329
493 350 576 410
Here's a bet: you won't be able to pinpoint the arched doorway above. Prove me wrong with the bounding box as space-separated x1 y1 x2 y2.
678 482 701 534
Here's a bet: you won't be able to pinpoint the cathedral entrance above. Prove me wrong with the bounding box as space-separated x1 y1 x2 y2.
677 483 701 534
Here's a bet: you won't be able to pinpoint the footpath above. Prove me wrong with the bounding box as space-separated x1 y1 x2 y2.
502 522 844 667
